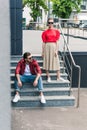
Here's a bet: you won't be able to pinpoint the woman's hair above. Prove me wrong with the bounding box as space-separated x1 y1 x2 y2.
23 52 31 59
47 17 54 22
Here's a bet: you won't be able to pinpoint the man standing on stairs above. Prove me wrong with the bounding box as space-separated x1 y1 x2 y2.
12 52 46 104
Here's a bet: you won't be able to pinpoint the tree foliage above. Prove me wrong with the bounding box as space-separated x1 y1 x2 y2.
51 0 82 18
22 0 48 21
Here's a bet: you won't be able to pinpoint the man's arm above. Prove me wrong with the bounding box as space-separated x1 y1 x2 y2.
15 60 23 87
15 74 22 87
33 73 40 87
33 60 42 87
35 73 41 81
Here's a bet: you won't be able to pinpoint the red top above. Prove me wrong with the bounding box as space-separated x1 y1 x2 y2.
42 29 60 43
15 59 42 75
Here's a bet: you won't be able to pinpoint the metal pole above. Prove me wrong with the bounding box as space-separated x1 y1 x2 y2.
48 0 51 18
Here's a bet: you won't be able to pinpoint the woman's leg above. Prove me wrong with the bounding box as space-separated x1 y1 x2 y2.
46 70 51 82
46 70 50 78
57 70 65 81
57 70 60 79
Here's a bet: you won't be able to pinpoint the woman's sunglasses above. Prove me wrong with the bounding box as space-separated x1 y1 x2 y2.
48 22 54 24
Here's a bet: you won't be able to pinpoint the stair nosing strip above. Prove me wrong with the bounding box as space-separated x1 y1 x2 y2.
11 95 75 101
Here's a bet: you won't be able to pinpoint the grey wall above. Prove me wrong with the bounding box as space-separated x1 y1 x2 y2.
0 0 11 130
72 52 87 88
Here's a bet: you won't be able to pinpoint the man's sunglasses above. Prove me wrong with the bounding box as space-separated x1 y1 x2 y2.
27 57 32 60
48 22 54 24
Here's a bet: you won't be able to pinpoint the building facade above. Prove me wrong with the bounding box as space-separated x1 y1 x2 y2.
23 0 87 28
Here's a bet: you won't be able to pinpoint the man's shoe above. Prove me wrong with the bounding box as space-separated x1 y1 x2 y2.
40 95 46 104
13 94 20 103
47 77 51 82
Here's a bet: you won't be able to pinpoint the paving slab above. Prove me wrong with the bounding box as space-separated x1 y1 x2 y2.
11 88 87 130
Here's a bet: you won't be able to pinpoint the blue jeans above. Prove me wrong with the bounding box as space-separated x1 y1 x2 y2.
14 75 43 92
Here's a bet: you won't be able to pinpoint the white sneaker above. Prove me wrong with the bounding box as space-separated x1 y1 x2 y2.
47 77 51 82
13 94 20 103
58 77 66 82
40 95 46 104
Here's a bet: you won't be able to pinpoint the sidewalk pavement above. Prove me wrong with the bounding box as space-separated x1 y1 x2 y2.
23 30 87 54
11 88 87 130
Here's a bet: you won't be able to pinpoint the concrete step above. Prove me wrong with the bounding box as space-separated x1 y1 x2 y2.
10 73 68 81
42 73 68 80
10 66 66 74
11 54 62 61
11 95 75 108
10 55 75 108
11 59 64 67
11 87 71 96
11 79 70 88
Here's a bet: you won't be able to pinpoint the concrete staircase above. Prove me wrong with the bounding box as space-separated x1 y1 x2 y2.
11 55 75 108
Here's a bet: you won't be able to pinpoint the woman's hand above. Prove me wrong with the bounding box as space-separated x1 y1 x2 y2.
42 52 44 57
55 50 57 57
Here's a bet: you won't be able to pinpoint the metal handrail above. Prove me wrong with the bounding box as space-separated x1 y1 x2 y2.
58 23 81 108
